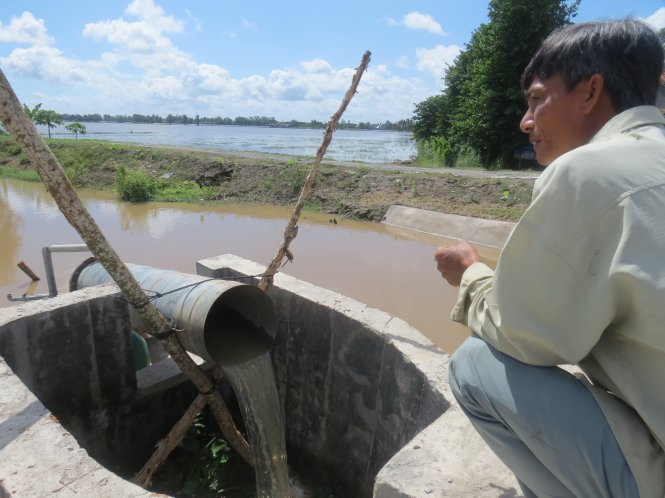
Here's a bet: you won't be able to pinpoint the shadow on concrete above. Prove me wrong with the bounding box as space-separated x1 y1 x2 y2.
386 332 451 355
490 482 523 498
0 400 45 451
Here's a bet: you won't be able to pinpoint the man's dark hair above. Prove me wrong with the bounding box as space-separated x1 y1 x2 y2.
521 19 664 112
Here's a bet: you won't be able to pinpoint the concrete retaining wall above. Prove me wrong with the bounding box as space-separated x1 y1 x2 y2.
198 255 451 496
0 253 520 497
382 205 516 248
198 255 521 497
0 286 165 497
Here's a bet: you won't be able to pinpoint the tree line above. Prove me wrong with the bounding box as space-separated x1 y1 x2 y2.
58 112 413 131
6 105 413 140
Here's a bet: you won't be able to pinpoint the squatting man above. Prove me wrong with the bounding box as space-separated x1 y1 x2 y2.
435 18 665 498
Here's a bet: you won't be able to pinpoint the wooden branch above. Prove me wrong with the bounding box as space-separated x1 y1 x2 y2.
0 68 251 466
258 50 371 292
132 394 208 488
132 367 240 487
17 261 40 281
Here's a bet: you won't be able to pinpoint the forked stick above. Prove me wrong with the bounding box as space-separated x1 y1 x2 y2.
132 393 208 488
258 50 371 291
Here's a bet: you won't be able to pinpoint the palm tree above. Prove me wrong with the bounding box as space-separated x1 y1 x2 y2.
65 122 87 139
24 103 62 138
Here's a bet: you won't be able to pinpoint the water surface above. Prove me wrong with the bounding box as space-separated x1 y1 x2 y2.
0 178 498 353
38 122 416 164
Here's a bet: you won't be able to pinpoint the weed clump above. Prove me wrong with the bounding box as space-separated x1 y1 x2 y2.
115 166 157 202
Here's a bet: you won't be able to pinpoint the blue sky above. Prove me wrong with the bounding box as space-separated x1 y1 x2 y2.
1 1 663 123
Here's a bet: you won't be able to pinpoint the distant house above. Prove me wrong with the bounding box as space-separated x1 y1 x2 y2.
513 143 538 169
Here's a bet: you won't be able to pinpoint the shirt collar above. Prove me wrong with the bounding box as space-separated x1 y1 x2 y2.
590 105 665 144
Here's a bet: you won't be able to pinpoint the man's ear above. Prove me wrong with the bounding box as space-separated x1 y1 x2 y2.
581 73 606 114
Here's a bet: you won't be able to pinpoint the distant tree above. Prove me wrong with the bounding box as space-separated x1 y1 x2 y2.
24 103 63 138
412 94 449 140
40 110 63 138
23 103 38 119
65 122 87 139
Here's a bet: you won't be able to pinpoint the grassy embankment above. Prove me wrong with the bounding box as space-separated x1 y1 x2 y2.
0 134 534 222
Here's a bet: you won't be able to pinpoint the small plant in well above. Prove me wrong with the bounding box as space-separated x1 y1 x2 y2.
150 412 255 498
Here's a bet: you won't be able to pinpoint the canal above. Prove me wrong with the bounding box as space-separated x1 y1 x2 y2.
0 178 496 353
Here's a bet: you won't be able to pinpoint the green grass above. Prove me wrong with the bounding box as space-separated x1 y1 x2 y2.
0 166 40 182
0 134 23 156
0 135 533 221
154 180 217 202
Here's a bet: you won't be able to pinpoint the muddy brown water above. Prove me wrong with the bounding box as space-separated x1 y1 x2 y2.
0 178 499 353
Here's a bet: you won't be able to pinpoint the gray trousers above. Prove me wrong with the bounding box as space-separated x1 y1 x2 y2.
448 335 639 498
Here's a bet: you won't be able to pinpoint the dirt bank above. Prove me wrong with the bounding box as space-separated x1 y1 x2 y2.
0 137 537 222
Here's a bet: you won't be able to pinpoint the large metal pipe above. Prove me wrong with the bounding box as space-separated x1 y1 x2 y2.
73 261 277 366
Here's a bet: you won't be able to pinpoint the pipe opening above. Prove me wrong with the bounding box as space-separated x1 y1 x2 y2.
204 286 276 366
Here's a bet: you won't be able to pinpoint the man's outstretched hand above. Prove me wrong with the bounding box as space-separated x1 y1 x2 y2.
434 240 481 287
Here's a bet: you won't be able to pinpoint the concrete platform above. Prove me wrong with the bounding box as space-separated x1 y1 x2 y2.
0 252 522 497
199 255 523 498
382 205 516 248
376 207 524 497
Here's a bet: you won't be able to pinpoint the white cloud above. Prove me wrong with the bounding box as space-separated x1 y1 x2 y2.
241 18 257 30
1 46 89 84
395 55 410 69
403 12 445 36
140 75 184 100
0 2 435 122
300 59 333 74
124 0 184 32
184 9 202 32
84 20 173 53
644 7 665 30
415 44 461 79
82 2 193 77
0 12 53 46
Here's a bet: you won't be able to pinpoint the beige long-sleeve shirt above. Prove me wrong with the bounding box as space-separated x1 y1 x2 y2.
452 106 665 497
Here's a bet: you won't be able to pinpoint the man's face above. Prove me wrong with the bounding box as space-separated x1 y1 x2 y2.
520 74 593 166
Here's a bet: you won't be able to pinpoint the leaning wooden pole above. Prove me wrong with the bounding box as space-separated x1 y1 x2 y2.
258 50 371 292
0 67 251 465
133 394 208 487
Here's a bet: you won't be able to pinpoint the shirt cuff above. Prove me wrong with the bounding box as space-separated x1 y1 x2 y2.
450 262 494 324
